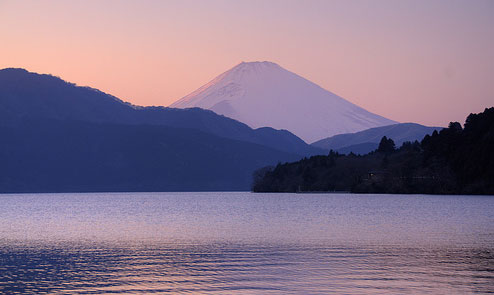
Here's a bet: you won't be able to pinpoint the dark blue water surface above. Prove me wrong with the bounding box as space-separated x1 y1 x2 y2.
0 192 493 294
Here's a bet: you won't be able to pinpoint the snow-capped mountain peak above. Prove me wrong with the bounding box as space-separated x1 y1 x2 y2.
170 61 396 143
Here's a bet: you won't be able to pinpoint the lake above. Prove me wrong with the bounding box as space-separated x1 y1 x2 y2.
0 192 493 294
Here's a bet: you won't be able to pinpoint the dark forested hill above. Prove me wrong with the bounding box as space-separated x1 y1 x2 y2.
253 108 494 195
0 68 325 192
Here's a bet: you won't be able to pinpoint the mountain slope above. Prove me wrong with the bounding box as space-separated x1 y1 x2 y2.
312 123 442 154
170 61 396 143
0 118 301 192
0 68 322 156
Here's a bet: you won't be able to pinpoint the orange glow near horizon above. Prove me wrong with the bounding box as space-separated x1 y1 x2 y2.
1 0 493 127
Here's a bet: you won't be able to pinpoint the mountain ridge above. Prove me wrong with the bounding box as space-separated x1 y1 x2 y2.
0 67 322 156
312 123 443 154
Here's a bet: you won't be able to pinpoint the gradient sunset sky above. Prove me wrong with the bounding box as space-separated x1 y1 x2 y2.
1 0 493 127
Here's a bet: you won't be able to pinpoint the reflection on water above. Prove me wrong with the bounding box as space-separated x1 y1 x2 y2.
0 192 493 294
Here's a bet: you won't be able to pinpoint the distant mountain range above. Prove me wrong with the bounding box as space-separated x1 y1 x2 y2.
312 123 443 155
170 61 396 143
0 68 324 192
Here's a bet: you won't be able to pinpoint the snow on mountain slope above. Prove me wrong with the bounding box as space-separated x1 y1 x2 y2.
170 61 397 143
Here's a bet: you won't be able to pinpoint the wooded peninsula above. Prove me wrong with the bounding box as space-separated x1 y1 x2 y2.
253 107 494 195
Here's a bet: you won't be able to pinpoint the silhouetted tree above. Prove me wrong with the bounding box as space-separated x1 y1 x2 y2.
377 136 396 154
448 121 463 132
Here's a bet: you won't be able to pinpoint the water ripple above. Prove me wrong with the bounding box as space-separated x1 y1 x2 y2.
0 192 493 294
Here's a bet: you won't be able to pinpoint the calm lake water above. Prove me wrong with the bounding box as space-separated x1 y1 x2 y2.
0 192 493 294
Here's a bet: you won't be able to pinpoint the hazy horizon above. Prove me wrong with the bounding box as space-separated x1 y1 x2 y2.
1 0 492 127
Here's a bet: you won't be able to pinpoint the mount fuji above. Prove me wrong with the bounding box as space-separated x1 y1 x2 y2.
170 61 397 143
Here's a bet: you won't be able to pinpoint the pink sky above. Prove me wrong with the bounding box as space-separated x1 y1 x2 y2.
1 0 493 127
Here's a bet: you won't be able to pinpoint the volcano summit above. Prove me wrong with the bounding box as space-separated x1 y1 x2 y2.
170 61 396 143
